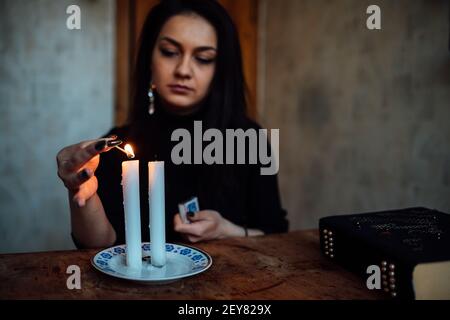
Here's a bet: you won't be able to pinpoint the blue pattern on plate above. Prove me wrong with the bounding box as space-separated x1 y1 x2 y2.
114 247 125 254
180 249 191 255
92 242 212 283
96 259 107 266
101 253 112 259
192 254 203 261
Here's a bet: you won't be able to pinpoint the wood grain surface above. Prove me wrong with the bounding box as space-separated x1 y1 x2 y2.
0 230 385 300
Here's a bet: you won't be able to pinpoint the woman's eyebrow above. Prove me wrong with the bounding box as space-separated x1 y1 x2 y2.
159 36 217 52
159 36 181 48
195 46 217 53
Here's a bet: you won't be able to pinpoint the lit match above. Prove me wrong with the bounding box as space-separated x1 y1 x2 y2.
115 144 135 159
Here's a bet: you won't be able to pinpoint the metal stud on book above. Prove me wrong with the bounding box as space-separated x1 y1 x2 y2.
319 207 450 299
322 229 335 259
328 230 335 259
380 260 397 297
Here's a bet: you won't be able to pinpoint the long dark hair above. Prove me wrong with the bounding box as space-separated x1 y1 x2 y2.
128 0 252 217
129 0 249 131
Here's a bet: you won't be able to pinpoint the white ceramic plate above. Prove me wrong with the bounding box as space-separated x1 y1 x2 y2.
91 243 212 284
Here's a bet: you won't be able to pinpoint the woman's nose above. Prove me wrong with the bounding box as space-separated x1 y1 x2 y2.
174 56 193 79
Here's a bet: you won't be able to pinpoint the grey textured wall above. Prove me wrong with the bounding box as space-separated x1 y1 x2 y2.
0 0 114 253
1 0 448 253
260 0 450 230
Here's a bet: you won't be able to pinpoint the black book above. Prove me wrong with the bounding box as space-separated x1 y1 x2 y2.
319 207 450 300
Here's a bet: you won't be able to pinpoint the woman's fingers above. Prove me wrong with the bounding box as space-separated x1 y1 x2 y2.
186 235 202 243
61 140 106 173
63 168 93 190
57 140 96 174
57 138 122 190
173 210 227 243
178 233 201 244
72 176 98 207
57 138 121 174
173 213 184 228
174 217 206 237
56 135 120 206
186 210 209 222
174 214 195 234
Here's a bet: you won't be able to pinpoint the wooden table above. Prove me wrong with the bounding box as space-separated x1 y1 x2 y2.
0 230 384 300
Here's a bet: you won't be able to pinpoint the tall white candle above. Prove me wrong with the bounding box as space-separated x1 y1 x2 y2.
122 160 142 270
148 161 166 267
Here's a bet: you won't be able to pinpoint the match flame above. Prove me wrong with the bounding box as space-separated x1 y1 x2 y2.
124 144 135 159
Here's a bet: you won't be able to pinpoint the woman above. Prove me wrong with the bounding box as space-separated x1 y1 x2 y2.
57 0 288 249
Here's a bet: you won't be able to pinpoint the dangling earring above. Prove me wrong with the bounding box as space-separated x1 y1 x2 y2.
148 84 156 115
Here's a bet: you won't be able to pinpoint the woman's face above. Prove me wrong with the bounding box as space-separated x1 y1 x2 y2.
151 14 217 114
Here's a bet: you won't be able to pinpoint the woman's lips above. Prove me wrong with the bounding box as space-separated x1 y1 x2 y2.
168 84 193 94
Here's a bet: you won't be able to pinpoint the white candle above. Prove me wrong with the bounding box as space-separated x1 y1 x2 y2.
122 160 142 270
148 161 166 267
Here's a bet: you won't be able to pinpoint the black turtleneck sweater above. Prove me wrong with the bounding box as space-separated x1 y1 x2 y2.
93 107 288 246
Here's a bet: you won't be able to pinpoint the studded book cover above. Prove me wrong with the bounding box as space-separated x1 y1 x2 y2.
319 207 450 299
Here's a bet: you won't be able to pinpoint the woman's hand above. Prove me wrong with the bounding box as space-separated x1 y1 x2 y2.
56 136 121 207
173 210 245 243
